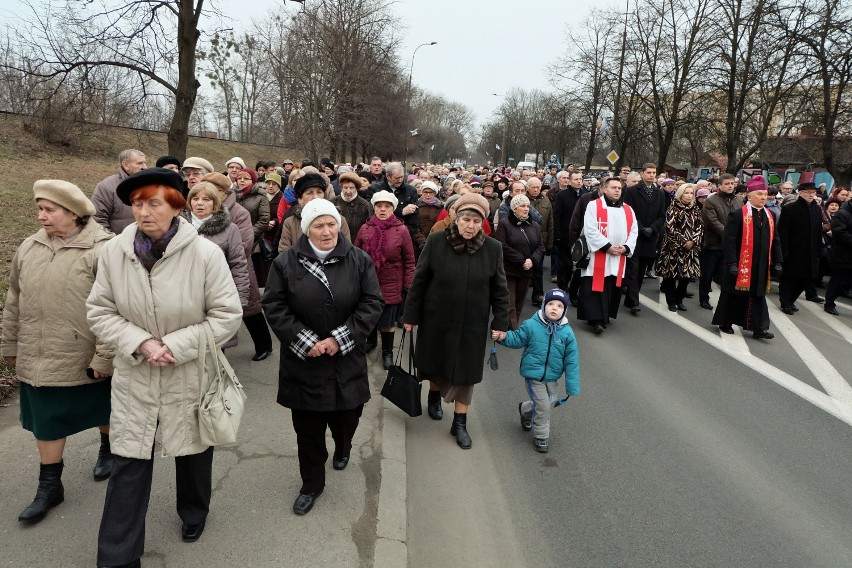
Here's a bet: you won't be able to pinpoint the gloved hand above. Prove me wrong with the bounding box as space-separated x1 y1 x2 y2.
729 264 738 276
641 227 654 239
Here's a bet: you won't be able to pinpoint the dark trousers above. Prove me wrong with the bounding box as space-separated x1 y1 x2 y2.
290 406 363 494
97 447 214 567
550 252 558 277
699 249 725 304
556 246 572 290
825 269 852 309
531 262 544 300
779 276 809 308
507 276 532 330
623 255 656 308
661 277 690 307
243 312 273 354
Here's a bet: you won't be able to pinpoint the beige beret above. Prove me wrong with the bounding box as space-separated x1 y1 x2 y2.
182 156 215 173
33 179 95 218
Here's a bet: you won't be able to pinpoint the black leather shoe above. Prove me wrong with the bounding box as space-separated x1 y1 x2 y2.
791 304 799 312
753 330 775 340
806 295 825 303
592 323 604 335
676 304 688 312
825 306 840 316
718 325 734 335
93 433 114 481
382 351 393 370
332 455 349 471
181 521 205 542
19 462 64 524
98 560 141 568
699 301 713 310
629 306 641 315
781 306 795 315
427 391 443 420
668 305 677 312
293 490 322 515
252 350 272 361
450 413 472 449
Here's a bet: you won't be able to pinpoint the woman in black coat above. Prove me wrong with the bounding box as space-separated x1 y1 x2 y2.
493 194 545 329
403 193 510 449
262 199 383 516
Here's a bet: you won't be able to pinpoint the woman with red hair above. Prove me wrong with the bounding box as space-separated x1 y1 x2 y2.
87 168 243 567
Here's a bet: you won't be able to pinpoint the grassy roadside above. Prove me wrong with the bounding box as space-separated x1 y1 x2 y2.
0 114 296 402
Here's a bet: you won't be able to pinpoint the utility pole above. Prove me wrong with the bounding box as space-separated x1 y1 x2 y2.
403 41 437 170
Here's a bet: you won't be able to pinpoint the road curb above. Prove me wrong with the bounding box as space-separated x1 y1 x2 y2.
373 397 408 567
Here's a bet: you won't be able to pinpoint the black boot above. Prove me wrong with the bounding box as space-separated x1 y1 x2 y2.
18 461 64 524
93 432 114 481
427 390 443 420
380 330 395 369
450 413 472 449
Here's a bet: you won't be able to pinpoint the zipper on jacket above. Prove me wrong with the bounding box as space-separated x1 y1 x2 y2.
539 333 553 381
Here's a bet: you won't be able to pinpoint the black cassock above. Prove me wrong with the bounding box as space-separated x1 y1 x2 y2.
712 206 782 331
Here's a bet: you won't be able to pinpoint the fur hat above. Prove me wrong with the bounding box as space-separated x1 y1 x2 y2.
294 172 328 198
226 157 246 169
510 194 530 211
33 179 96 218
371 190 399 209
746 175 768 193
454 193 489 219
116 168 184 206
300 199 341 234
182 157 215 173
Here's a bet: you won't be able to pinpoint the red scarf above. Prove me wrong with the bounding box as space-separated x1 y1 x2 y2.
592 198 634 292
362 214 402 271
735 204 774 292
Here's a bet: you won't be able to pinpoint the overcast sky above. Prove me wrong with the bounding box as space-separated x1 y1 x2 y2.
216 0 604 125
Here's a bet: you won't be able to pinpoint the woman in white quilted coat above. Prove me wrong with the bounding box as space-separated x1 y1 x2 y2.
86 168 242 568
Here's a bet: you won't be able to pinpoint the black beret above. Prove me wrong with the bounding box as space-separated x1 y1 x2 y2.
155 155 182 169
117 168 185 205
293 173 327 197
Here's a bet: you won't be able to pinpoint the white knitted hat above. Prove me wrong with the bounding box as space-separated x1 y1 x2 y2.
300 199 342 234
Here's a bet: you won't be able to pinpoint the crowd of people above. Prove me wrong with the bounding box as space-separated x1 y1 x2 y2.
2 147 850 568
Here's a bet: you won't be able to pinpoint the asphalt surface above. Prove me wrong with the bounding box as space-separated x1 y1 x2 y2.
407 275 852 568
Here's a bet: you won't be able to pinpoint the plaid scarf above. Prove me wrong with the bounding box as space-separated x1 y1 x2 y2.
133 217 180 272
297 252 341 300
446 220 486 255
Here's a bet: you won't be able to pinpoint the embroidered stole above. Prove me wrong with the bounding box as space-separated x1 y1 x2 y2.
735 204 774 293
592 198 634 293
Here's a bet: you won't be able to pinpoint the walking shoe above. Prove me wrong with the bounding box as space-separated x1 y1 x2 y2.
293 489 323 515
752 330 774 340
668 304 677 312
718 325 734 334
807 295 824 303
251 349 272 361
592 323 604 335
699 301 713 310
518 402 531 431
676 304 687 312
629 305 641 315
534 438 549 453
781 306 795 315
825 306 840 316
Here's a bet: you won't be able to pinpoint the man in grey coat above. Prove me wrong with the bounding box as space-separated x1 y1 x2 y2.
91 149 147 234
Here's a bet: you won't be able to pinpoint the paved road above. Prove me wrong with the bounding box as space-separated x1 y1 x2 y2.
408 277 852 568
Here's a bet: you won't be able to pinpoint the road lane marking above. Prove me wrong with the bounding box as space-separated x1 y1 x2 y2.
766 302 852 405
639 292 852 426
796 300 852 345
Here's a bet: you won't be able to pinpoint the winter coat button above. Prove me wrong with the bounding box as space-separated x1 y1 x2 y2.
325 300 332 307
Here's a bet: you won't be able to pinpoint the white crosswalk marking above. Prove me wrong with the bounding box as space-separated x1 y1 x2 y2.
639 290 852 426
796 300 852 346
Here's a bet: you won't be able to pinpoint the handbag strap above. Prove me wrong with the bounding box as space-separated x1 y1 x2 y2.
202 322 224 397
392 329 416 374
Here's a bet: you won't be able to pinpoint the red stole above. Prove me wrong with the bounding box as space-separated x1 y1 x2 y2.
592 198 634 292
735 204 774 293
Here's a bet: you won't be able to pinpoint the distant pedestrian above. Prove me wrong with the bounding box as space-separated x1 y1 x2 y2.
778 182 822 313
655 183 703 311
91 149 147 234
494 288 579 454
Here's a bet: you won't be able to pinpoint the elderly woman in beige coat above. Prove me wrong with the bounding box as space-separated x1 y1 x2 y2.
2 180 113 525
86 168 242 568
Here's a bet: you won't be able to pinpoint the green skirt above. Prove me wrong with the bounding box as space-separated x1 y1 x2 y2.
19 380 111 441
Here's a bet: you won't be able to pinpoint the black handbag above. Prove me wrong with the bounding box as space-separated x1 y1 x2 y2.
572 234 590 269
380 330 422 417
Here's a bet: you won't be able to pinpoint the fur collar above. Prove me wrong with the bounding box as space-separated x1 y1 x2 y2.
196 206 232 237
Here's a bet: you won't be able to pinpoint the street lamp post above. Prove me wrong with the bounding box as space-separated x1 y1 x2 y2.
493 93 507 167
403 41 436 169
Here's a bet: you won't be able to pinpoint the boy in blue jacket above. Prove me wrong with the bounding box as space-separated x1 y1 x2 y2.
493 288 579 453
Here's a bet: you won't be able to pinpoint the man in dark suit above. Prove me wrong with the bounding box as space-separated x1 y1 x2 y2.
622 163 666 314
778 182 822 313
